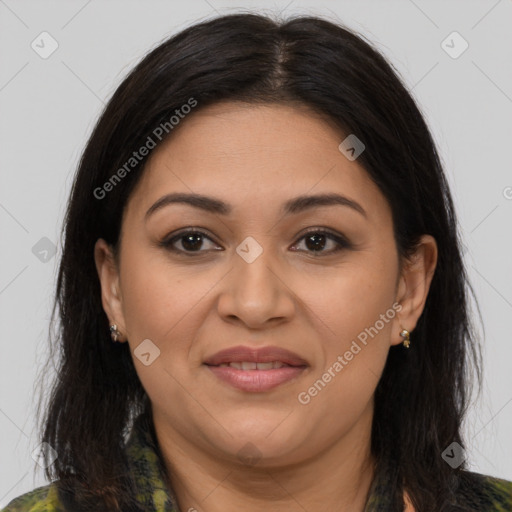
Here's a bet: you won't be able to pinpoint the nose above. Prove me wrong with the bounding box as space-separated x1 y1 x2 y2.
216 243 296 329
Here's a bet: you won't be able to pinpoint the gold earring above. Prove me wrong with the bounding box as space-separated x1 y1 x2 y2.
400 329 410 348
110 324 122 343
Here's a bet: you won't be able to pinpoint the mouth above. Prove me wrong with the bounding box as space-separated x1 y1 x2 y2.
214 361 295 370
203 345 308 392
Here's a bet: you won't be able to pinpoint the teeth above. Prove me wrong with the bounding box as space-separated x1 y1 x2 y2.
219 361 288 370
254 362 275 370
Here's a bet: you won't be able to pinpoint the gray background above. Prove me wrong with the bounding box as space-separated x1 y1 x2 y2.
1 0 511 506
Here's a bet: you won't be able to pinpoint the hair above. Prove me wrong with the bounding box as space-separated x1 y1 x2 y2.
34 11 485 512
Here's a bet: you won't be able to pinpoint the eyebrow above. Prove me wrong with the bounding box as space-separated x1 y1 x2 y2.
145 192 367 221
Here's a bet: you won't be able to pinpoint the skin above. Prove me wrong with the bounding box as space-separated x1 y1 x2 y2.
95 101 437 512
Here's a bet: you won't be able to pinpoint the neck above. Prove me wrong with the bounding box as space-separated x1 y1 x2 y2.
154 404 378 512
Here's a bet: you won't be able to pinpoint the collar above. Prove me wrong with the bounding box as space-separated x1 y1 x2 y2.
363 464 394 511
125 413 177 511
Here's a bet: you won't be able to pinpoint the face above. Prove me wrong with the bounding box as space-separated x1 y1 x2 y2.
95 101 437 468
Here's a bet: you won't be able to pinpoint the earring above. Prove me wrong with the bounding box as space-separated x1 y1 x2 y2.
400 329 411 348
110 324 122 342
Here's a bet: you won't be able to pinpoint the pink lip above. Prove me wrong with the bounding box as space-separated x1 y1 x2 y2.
203 345 308 366
204 345 308 393
207 365 306 392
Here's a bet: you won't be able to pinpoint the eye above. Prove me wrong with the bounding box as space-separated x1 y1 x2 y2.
290 229 352 255
159 229 221 255
159 227 351 256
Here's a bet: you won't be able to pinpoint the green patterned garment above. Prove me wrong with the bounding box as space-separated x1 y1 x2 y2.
2 414 512 511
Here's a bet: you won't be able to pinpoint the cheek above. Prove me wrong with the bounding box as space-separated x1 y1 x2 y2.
118 249 213 401
299 254 397 408
295 262 396 439
119 246 205 339
118 247 229 388
310 255 398 346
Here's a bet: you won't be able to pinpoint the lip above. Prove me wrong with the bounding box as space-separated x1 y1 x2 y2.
203 345 308 366
204 345 308 393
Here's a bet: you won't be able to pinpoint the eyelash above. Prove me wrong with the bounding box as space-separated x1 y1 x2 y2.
158 228 352 257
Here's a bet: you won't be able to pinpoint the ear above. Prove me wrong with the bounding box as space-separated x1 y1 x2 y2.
391 234 438 346
94 238 128 342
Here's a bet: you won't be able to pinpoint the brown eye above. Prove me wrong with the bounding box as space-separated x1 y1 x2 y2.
160 229 221 254
159 228 351 257
291 229 351 255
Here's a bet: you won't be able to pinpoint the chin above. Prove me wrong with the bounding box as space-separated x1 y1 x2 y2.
203 418 309 465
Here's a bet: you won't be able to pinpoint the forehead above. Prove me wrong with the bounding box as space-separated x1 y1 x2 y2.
125 101 390 224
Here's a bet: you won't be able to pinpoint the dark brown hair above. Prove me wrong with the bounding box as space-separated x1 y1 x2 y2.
35 12 483 511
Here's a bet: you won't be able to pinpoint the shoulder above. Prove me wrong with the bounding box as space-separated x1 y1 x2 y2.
0 483 63 512
455 470 512 510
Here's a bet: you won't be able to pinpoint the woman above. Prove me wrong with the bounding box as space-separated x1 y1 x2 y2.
2 12 511 512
